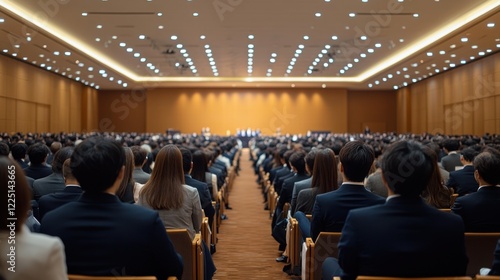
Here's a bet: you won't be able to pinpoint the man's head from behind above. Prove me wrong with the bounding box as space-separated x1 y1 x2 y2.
131 146 148 167
70 137 125 193
27 143 50 165
339 140 375 182
474 147 500 186
380 140 433 197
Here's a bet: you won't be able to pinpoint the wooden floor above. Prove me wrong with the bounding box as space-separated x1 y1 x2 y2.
212 148 298 280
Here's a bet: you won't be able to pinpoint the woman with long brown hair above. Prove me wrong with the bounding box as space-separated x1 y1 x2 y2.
116 147 136 203
138 144 202 239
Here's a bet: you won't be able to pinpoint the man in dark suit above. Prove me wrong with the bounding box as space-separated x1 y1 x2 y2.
23 142 52 179
131 146 151 184
38 158 82 220
290 148 318 214
307 141 385 241
32 147 73 200
180 147 216 229
446 146 480 196
11 142 29 169
452 147 500 232
323 140 468 280
440 138 463 172
273 150 295 195
40 137 183 279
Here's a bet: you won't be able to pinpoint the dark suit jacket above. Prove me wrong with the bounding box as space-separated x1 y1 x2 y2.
32 173 65 200
208 166 224 189
132 167 150 184
277 173 310 209
339 196 467 280
489 240 500 275
441 153 463 172
185 175 215 228
38 185 83 220
310 184 385 240
452 186 500 232
446 165 478 196
291 177 313 214
23 164 53 180
40 192 183 279
274 167 293 195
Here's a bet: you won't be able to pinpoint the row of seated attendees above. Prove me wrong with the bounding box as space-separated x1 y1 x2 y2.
0 131 241 280
250 132 500 279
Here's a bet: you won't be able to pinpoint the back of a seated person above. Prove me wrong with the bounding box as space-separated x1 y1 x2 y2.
32 147 73 200
40 137 183 280
452 147 500 232
38 158 82 220
23 143 52 180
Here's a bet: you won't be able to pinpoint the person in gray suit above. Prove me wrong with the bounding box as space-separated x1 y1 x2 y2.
364 159 388 198
440 139 463 172
131 146 151 184
32 147 73 200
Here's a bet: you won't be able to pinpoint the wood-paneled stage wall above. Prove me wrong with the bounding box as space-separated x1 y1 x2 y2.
1 51 499 135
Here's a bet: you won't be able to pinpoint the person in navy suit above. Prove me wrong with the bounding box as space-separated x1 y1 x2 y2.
323 140 468 280
452 147 500 232
180 147 215 230
446 146 481 196
304 141 385 241
23 142 52 180
40 137 183 279
38 158 82 220
32 147 74 200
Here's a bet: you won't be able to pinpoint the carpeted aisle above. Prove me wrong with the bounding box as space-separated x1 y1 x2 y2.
211 148 296 280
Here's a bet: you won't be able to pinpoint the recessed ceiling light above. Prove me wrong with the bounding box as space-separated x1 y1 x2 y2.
81 13 88 17
322 84 326 88
315 12 321 17
200 35 206 40
158 25 164 29
304 35 309 40
472 45 478 49
248 35 254 39
139 35 146 40
157 13 163 16
171 35 178 40
450 54 456 57
487 23 495 28
439 50 445 55
248 44 254 49
193 12 199 17
348 13 356 17
399 38 404 43
96 25 102 29
367 48 374 53
95 38 100 42
479 51 485 56
368 84 372 88
65 51 71 56
53 51 59 55
413 13 419 17
427 52 433 56
360 35 367 40
126 48 133 52
362 0 368 2
332 35 338 40
461 37 468 42
375 43 382 48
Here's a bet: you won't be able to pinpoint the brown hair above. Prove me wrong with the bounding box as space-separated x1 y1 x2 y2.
0 157 30 232
140 145 185 210
116 147 136 202
311 148 339 194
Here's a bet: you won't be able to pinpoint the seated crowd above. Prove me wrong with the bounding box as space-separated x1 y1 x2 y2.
2 130 500 279
250 132 500 278
0 131 241 280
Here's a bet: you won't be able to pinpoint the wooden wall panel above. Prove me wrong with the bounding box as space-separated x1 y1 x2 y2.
140 88 349 135
347 90 396 133
0 55 95 133
97 89 147 132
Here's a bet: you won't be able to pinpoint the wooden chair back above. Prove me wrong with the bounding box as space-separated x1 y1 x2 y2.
201 216 211 249
475 275 500 279
211 201 217 246
464 232 500 276
303 232 342 280
166 229 204 280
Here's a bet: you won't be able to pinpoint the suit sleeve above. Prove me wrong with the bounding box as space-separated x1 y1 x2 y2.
290 183 299 214
191 190 203 233
149 214 183 279
338 211 361 278
310 198 322 241
489 240 500 275
44 237 68 280
445 173 457 190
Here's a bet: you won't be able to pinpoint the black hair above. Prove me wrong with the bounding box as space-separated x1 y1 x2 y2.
339 140 375 182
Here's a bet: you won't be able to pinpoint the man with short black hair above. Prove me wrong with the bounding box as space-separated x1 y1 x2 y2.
24 143 52 179
11 142 29 169
452 147 500 232
446 145 481 196
33 147 73 200
441 138 463 172
323 140 467 280
40 137 183 279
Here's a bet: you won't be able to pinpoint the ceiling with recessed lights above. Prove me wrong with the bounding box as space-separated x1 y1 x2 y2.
0 0 498 90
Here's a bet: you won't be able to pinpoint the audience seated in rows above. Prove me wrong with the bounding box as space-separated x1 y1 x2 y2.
323 140 468 280
41 137 183 279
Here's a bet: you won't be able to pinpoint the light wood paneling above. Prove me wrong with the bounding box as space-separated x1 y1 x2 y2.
0 54 95 133
347 90 396 133
398 52 500 135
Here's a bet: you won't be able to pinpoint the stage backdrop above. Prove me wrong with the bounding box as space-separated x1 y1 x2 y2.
98 87 397 135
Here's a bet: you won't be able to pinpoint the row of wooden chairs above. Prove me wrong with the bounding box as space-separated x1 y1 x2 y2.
299 231 500 280
349 275 500 279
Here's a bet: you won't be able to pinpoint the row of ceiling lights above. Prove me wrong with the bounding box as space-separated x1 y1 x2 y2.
368 22 498 90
